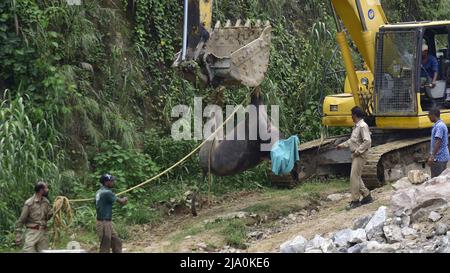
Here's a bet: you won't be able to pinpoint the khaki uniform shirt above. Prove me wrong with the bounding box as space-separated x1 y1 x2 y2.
16 194 53 232
341 119 372 157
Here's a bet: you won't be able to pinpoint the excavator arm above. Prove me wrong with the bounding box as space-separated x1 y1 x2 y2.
173 0 272 88
330 0 388 109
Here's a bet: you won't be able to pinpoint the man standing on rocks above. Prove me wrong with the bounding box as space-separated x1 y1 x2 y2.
427 108 450 178
337 106 373 210
95 174 128 253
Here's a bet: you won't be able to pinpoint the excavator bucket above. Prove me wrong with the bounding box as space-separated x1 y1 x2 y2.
173 19 272 88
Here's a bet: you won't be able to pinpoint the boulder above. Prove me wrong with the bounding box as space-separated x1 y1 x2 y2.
391 171 450 219
435 223 448 236
306 235 335 253
428 211 442 222
327 193 346 202
347 243 363 253
408 170 430 185
280 235 307 253
332 229 353 247
361 241 401 253
365 206 387 240
383 225 403 243
353 214 373 230
349 229 367 244
401 227 418 239
392 177 413 191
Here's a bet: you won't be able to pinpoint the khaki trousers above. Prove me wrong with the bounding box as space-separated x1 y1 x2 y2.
350 154 370 202
96 220 122 253
23 229 48 253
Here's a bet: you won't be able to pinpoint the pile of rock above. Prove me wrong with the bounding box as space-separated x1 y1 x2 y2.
280 169 450 253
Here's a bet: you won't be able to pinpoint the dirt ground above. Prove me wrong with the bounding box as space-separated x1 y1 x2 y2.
118 183 394 253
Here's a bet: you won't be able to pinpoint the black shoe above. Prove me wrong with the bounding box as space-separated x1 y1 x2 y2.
346 201 361 210
360 194 373 205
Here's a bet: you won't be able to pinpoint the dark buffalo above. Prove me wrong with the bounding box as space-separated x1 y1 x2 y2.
199 89 283 176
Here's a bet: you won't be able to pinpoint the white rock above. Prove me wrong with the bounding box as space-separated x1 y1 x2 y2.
197 242 207 249
347 244 363 253
306 235 335 253
349 229 367 244
408 170 430 185
280 235 307 253
365 206 387 240
401 227 418 239
428 211 442 222
327 193 345 202
362 241 400 253
305 248 323 253
353 214 373 229
435 223 448 236
383 225 403 243
332 229 353 247
392 177 413 191
391 172 450 218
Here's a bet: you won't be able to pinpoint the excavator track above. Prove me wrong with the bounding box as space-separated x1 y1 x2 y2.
361 137 430 189
270 134 433 189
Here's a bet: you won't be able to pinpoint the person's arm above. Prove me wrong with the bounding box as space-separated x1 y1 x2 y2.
337 135 352 149
46 204 53 220
431 138 442 160
431 57 439 87
15 204 29 245
116 196 128 205
428 126 444 164
355 125 372 155
432 72 438 87
108 191 127 205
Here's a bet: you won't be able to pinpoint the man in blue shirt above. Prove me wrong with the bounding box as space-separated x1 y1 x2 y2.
95 174 128 253
421 44 439 88
428 108 450 177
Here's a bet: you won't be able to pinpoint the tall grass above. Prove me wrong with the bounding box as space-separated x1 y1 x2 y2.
0 94 62 242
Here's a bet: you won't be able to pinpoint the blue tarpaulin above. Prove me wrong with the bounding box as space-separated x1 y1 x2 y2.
270 135 300 175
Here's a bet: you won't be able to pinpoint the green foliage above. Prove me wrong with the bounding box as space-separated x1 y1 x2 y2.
383 0 450 22
91 140 160 193
222 219 247 249
0 95 62 240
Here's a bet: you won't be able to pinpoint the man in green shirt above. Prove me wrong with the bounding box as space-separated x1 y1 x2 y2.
95 174 128 253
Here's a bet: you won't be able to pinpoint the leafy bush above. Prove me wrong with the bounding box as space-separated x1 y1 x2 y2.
91 140 160 193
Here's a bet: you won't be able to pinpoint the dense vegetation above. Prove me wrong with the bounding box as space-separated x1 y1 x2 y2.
1 0 449 248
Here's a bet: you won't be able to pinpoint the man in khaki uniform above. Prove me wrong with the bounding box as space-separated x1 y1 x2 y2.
337 106 374 210
95 174 128 253
15 181 53 252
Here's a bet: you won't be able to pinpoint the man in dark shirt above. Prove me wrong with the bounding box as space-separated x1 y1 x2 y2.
95 174 128 253
421 44 439 88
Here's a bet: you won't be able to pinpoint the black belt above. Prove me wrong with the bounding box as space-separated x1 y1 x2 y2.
28 226 46 230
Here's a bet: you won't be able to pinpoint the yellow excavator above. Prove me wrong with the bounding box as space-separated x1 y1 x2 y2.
174 0 450 189
172 0 272 88
297 0 450 189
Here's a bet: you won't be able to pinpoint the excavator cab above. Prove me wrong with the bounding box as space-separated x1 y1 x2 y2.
374 22 450 115
172 0 272 88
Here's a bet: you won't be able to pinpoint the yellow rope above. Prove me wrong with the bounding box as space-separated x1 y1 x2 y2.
52 94 251 241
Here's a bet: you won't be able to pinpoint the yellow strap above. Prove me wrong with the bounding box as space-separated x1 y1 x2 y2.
51 94 251 241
